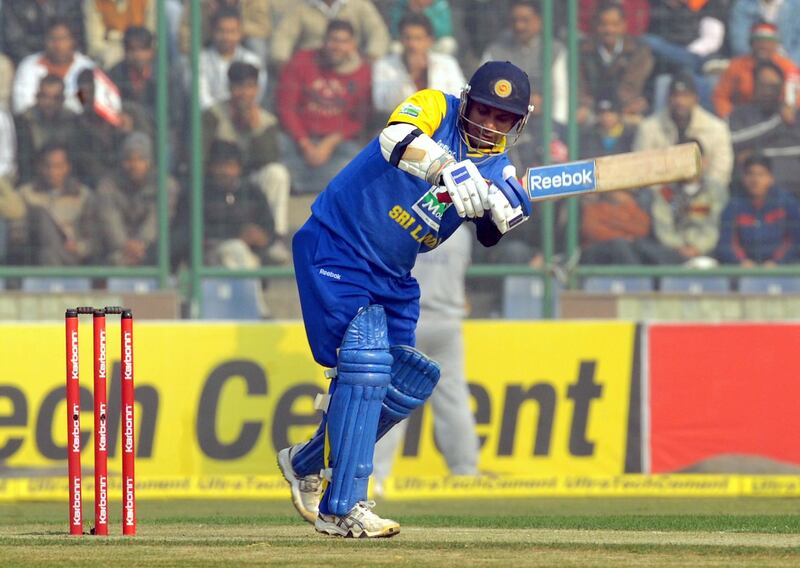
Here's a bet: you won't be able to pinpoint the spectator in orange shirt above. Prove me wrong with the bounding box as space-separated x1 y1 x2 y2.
713 22 798 118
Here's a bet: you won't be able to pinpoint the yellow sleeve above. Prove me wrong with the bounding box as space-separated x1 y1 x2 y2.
387 89 449 136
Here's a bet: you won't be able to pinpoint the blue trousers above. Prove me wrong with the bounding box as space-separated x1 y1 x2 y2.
292 216 420 368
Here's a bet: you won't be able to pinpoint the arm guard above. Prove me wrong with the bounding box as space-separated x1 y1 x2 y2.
379 122 455 185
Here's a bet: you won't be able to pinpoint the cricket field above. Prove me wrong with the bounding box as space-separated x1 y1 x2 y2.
1 498 799 566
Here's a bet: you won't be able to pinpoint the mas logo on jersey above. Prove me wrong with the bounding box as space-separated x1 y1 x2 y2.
412 186 451 231
397 103 422 118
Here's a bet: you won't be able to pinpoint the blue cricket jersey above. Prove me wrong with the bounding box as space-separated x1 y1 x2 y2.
310 90 512 278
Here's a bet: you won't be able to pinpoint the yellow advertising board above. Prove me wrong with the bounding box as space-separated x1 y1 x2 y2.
0 321 639 499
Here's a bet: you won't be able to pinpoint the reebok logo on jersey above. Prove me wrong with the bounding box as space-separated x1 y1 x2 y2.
319 268 342 280
398 103 421 118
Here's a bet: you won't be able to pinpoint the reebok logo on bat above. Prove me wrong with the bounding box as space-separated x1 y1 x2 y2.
527 160 597 199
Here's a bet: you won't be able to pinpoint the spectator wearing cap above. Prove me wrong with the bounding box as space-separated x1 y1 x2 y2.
716 154 800 266
14 75 81 184
372 13 465 119
634 73 733 190
580 98 636 159
729 0 800 64
16 142 98 266
83 0 156 70
12 18 96 114
95 132 180 266
0 0 87 66
729 61 800 197
203 61 291 263
578 1 654 123
388 0 457 55
187 7 266 110
277 19 371 194
270 0 390 68
713 22 799 118
482 0 568 124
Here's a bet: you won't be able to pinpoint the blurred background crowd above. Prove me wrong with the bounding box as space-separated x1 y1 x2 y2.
1 0 800 316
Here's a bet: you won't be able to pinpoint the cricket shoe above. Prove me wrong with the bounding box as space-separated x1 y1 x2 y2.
315 501 400 539
277 446 323 524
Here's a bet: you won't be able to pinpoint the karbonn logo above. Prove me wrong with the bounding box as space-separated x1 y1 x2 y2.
98 403 107 452
98 331 106 379
123 333 133 381
72 478 81 525
70 331 79 379
97 477 107 524
71 404 81 453
124 404 134 453
125 478 135 526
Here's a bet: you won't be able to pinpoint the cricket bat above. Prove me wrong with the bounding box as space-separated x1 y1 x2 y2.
523 142 701 202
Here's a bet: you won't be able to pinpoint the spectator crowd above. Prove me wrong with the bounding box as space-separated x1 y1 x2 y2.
1 0 800 294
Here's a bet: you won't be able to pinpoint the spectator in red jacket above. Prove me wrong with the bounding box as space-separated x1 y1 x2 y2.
277 19 371 194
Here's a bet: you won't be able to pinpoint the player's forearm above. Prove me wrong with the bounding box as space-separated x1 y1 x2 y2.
379 122 454 185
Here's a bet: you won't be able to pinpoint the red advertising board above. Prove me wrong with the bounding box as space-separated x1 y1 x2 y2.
649 324 800 473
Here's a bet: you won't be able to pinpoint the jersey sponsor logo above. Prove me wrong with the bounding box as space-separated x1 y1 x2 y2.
398 103 422 118
319 268 342 280
412 187 451 231
527 161 597 199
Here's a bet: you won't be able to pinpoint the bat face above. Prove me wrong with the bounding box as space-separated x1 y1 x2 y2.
523 143 702 202
526 160 598 200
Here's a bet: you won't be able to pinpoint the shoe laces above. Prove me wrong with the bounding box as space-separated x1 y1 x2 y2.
354 500 378 518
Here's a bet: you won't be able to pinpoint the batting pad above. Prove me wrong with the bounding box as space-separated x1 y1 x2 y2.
319 305 392 516
377 345 441 437
291 345 441 479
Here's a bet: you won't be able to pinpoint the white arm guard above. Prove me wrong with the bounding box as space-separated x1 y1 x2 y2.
379 123 455 185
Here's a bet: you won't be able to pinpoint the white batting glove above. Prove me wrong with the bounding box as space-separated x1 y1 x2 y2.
440 160 491 218
488 174 531 234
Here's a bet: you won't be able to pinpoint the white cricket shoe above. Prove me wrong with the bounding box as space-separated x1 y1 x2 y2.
315 501 400 538
277 446 323 524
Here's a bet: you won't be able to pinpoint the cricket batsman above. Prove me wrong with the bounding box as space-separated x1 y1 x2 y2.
278 61 534 538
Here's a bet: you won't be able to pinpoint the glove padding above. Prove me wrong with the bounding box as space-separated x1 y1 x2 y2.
488 173 532 234
440 160 490 218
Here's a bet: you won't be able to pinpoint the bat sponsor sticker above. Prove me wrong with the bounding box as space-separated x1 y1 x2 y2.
527 161 597 199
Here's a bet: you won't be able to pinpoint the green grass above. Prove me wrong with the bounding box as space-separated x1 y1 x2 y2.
1 499 800 566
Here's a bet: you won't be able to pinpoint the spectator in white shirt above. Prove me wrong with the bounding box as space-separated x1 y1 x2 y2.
187 6 266 109
12 18 95 114
372 12 465 116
